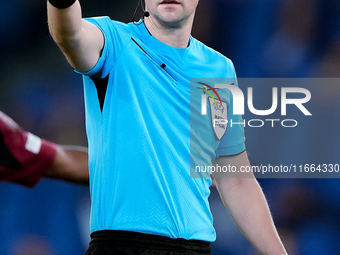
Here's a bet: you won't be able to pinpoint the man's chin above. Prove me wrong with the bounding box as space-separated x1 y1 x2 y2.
157 15 185 28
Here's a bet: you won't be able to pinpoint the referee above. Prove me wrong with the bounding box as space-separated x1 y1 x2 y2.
47 0 287 254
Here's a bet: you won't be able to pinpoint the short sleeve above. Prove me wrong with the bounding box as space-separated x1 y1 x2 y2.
75 17 129 78
215 59 246 157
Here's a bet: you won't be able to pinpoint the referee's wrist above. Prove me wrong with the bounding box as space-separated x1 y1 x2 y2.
48 0 77 9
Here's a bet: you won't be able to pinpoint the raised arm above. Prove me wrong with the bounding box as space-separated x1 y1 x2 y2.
47 0 104 72
212 151 287 255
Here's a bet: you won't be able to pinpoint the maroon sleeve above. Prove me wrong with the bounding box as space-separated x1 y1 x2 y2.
0 111 57 188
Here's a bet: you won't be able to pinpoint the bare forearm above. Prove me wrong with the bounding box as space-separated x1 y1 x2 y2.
47 0 104 72
45 145 89 184
48 1 82 45
216 178 287 255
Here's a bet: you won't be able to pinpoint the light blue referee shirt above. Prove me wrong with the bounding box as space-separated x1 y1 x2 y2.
77 18 245 242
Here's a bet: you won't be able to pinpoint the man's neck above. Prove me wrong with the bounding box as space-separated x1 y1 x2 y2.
143 16 194 49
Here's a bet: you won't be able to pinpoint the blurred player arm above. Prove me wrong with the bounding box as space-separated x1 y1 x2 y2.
45 145 89 184
47 0 104 72
0 111 89 187
212 151 287 255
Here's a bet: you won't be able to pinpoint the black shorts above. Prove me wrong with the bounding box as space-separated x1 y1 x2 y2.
85 230 212 255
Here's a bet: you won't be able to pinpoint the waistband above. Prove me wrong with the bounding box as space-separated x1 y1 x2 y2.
90 230 211 253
